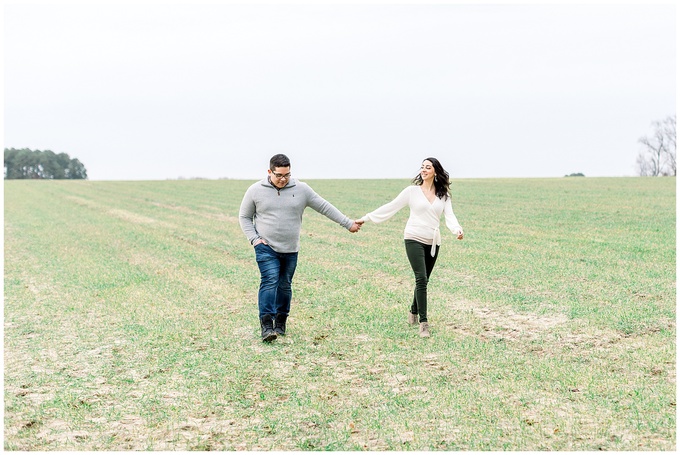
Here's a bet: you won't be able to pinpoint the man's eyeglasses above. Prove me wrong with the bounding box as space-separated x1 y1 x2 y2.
273 172 291 179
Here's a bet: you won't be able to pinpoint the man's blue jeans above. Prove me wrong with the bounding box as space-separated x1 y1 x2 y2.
254 243 298 319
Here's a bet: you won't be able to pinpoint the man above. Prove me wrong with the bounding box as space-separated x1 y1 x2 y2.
239 154 363 342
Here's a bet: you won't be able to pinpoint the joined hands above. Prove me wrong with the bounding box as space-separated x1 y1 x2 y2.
349 219 365 233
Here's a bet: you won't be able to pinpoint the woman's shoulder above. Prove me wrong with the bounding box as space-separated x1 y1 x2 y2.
397 185 419 197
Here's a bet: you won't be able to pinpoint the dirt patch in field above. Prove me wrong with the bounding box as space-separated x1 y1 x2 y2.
441 302 569 343
472 306 569 341
440 300 676 363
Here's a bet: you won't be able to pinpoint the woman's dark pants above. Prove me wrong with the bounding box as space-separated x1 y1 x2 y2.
405 239 440 323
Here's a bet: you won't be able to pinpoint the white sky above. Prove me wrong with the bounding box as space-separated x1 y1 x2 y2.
3 1 677 180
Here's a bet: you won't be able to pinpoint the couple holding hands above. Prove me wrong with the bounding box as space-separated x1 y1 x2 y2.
238 154 464 342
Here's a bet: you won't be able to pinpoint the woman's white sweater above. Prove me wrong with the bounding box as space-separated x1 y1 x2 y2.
359 185 462 256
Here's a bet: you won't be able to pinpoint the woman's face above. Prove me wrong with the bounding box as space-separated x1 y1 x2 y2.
420 160 435 182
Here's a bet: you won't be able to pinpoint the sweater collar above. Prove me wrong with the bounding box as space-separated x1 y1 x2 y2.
260 176 297 190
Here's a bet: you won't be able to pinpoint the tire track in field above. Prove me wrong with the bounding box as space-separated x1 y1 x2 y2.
63 193 258 312
65 195 244 256
150 201 240 224
65 195 178 229
64 193 253 269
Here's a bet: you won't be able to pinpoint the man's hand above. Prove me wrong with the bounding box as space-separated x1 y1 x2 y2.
253 238 268 246
349 220 364 233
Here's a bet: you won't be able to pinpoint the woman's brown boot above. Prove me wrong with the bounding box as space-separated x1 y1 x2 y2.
408 312 418 325
419 322 430 338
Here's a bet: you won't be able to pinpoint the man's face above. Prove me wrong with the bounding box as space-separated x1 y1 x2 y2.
268 166 291 189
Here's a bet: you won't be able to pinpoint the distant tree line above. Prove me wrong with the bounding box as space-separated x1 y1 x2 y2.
4 148 88 180
637 115 676 177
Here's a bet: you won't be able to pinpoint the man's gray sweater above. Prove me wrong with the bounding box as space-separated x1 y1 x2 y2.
239 177 354 253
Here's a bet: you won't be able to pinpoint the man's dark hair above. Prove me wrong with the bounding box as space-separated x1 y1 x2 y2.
270 154 291 170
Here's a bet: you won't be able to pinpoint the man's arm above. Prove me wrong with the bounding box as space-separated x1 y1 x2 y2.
238 188 261 244
303 183 356 231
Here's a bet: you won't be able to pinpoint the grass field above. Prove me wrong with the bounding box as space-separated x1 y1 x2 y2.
4 176 676 450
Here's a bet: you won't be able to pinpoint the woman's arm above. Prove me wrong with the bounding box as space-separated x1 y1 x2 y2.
444 196 464 239
359 187 411 224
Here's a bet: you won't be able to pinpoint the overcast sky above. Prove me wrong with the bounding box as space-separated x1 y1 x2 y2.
4 1 676 180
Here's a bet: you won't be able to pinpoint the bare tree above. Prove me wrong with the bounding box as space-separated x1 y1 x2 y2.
637 115 676 176
661 115 676 175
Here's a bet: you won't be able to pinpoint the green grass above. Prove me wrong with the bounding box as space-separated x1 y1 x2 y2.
4 177 676 450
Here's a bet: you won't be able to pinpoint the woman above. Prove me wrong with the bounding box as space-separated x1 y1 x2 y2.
359 158 464 338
